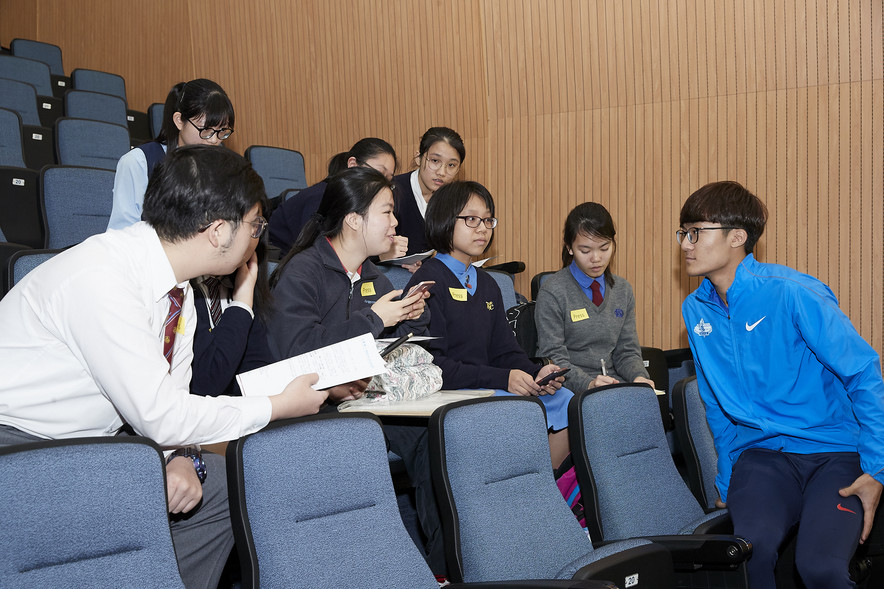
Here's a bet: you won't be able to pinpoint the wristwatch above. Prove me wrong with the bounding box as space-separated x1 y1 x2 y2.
167 447 207 484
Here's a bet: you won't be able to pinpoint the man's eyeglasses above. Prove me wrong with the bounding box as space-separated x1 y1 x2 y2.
187 118 234 141
199 216 268 238
457 215 498 229
675 226 738 244
424 155 460 175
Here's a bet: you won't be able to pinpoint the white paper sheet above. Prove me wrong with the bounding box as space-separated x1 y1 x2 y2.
236 333 388 396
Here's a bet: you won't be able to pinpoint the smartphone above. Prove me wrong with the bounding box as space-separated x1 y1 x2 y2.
536 368 570 387
405 281 435 298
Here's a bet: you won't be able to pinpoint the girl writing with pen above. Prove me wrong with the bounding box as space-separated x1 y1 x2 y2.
535 202 654 392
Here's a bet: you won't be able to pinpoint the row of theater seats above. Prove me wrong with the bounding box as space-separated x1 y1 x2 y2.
0 380 752 588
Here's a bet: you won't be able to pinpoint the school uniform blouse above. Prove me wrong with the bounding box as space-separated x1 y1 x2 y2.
392 171 430 255
535 263 648 392
107 142 167 230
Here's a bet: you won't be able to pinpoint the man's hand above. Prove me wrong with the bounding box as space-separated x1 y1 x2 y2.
231 251 259 308
166 456 203 514
269 373 328 420
839 473 883 543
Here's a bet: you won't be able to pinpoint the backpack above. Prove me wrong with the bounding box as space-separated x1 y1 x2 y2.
506 301 538 357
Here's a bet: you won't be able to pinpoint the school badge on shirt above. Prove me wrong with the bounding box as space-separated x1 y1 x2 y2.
486 301 494 311
693 318 713 337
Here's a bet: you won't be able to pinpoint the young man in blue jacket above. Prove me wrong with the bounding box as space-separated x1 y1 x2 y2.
678 181 884 589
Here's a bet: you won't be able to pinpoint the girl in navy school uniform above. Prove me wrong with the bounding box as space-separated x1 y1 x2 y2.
405 180 573 470
392 127 465 271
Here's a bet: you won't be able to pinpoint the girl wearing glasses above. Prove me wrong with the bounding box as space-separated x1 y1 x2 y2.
391 127 465 268
108 78 235 230
404 180 573 470
534 202 653 393
268 137 401 257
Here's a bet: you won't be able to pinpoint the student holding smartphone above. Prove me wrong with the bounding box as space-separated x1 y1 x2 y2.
535 202 653 393
405 180 573 470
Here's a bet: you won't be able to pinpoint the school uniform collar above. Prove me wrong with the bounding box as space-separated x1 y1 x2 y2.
568 260 605 299
436 252 478 295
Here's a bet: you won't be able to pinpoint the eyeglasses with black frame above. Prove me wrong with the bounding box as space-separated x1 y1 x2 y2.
199 216 268 239
457 215 498 229
186 118 234 141
675 226 738 244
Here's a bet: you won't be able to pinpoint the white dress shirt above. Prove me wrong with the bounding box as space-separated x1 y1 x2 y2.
107 144 167 230
0 222 271 447
409 170 428 219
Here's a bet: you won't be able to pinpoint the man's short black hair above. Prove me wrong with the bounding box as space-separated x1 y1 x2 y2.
425 180 495 254
680 181 768 254
142 145 267 242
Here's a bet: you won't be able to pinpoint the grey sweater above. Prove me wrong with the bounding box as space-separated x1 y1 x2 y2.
535 267 648 392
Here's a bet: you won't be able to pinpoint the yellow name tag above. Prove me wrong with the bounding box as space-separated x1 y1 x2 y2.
449 287 468 301
175 316 186 334
360 282 376 297
570 308 589 322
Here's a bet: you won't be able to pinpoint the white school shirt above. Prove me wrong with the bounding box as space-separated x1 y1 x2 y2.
107 144 168 230
0 222 271 447
409 170 429 219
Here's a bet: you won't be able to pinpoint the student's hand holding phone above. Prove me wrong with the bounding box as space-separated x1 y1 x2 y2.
231 251 259 309
166 456 203 514
269 373 328 419
535 364 568 394
372 289 428 327
508 369 543 396
588 374 619 389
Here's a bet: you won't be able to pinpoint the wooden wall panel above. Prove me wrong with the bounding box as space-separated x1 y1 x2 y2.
1 0 880 353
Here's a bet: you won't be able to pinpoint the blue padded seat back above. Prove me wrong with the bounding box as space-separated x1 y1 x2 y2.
379 264 412 290
233 414 437 589
0 77 42 126
148 102 164 139
434 397 593 581
11 38 64 76
55 118 130 170
42 165 115 248
65 89 128 127
0 108 25 168
0 55 53 96
71 68 127 102
486 268 517 311
679 376 720 510
245 145 308 199
0 437 184 588
10 249 59 287
575 384 707 539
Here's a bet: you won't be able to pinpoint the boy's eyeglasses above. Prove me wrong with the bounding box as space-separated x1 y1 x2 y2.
198 216 268 238
675 226 738 244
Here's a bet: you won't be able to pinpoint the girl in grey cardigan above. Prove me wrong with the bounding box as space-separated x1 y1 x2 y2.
535 202 654 393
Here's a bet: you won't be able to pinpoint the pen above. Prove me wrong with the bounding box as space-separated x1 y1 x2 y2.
381 332 413 358
600 358 607 377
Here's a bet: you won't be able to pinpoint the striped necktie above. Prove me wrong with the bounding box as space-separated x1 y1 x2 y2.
203 276 223 326
163 287 185 367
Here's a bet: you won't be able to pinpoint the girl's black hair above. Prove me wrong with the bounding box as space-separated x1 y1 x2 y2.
325 137 398 179
417 127 465 163
424 180 495 254
561 202 617 287
270 166 393 287
156 78 235 152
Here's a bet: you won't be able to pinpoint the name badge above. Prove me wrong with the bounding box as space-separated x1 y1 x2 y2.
449 287 468 301
570 308 589 322
175 316 186 334
360 282 376 297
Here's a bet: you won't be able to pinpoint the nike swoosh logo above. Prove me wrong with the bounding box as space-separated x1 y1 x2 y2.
837 503 857 514
745 316 766 331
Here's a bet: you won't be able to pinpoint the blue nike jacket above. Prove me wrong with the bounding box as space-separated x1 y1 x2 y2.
682 254 884 501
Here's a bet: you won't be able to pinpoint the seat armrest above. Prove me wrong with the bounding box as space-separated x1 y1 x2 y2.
693 511 732 534
574 543 674 589
450 580 617 588
641 534 752 570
